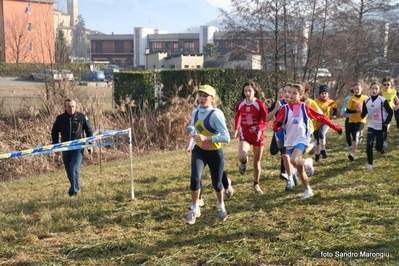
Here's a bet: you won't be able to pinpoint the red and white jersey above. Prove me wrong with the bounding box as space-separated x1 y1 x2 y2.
234 98 268 136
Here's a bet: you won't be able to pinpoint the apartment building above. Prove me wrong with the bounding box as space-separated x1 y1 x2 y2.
89 34 134 67
0 0 55 63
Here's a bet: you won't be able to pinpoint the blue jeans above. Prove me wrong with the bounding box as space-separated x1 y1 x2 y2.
62 149 84 196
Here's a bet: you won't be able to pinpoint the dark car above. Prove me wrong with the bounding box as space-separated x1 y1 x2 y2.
103 67 120 82
81 70 105 81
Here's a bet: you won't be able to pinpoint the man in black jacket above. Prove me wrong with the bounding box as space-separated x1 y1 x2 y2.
51 99 94 198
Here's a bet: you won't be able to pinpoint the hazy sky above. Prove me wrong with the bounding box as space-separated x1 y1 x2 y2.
204 0 231 10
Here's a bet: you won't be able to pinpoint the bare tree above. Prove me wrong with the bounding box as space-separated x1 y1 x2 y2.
3 11 31 63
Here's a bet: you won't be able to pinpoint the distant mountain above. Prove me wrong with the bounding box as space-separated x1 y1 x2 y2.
77 0 224 34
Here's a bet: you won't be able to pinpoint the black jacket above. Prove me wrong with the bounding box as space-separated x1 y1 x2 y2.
51 111 94 144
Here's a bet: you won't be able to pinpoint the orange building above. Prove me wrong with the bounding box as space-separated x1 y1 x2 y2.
0 0 55 63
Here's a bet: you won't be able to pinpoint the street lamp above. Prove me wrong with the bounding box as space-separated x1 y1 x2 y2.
79 67 82 85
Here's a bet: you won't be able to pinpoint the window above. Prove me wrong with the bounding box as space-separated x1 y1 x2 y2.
27 23 32 32
173 43 179 53
26 3 31 15
151 42 162 51
96 42 103 53
184 42 194 52
184 65 189 68
28 42 33 52
161 65 165 68
196 65 201 68
115 41 124 53
169 64 175 69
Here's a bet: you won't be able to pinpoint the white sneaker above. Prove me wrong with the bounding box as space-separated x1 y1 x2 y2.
279 172 288 181
301 189 314 200
225 178 234 199
346 146 352 151
285 177 295 191
187 199 205 210
199 198 205 207
348 153 355 161
217 208 228 222
239 157 248 175
366 164 373 170
185 208 201 225
309 140 317 155
304 158 314 177
253 184 263 194
383 141 388 151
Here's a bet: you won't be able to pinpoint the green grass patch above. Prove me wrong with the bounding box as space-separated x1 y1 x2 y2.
1 118 398 265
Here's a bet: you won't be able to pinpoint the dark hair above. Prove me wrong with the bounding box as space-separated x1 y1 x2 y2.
300 83 312 102
291 83 305 95
64 98 75 106
241 80 261 98
382 76 393 85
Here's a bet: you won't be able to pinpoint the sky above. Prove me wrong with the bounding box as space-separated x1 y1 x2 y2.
56 0 232 34
204 0 232 10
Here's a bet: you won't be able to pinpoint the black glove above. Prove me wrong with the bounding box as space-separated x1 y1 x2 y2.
383 123 389 131
338 129 343 135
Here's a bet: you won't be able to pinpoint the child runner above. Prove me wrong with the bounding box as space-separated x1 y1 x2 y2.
380 76 399 150
233 81 269 194
346 82 368 161
314 85 338 161
360 82 393 170
340 87 354 151
273 83 342 199
394 83 399 129
267 84 298 191
185 85 230 225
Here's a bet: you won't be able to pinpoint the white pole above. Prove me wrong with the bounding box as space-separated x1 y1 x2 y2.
128 128 134 199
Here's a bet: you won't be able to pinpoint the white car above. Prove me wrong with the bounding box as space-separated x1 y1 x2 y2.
316 68 331 77
29 69 74 82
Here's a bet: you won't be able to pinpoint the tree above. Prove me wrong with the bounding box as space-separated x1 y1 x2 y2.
55 29 70 63
3 11 31 63
203 43 220 68
71 15 89 59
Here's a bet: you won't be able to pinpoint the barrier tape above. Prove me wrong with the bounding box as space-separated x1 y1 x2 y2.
0 129 130 160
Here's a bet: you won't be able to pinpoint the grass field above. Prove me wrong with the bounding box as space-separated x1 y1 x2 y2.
0 119 398 265
0 80 113 117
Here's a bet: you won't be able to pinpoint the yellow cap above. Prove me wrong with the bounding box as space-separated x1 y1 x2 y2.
198 85 216 97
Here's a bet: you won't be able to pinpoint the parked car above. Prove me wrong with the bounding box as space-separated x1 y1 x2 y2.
81 70 105 81
314 68 331 77
61 70 74 81
29 69 60 82
29 69 74 82
103 67 119 82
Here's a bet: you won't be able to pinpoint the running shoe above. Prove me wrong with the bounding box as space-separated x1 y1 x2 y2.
185 208 201 225
301 189 314 200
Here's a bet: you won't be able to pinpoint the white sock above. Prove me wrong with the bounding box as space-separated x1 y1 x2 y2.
192 203 199 210
217 201 225 210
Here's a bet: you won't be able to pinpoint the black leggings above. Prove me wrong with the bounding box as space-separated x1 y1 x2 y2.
191 146 225 192
366 127 384 165
349 122 365 142
344 117 351 146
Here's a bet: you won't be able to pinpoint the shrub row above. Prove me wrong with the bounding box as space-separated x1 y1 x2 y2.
113 68 279 116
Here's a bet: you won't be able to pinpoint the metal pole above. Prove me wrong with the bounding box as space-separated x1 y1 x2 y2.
79 67 82 85
128 128 134 199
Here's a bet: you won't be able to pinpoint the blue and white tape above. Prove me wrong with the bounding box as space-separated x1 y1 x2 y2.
0 129 130 160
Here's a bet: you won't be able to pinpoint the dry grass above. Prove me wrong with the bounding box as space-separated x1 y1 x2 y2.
0 80 398 265
0 81 197 181
0 119 398 265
